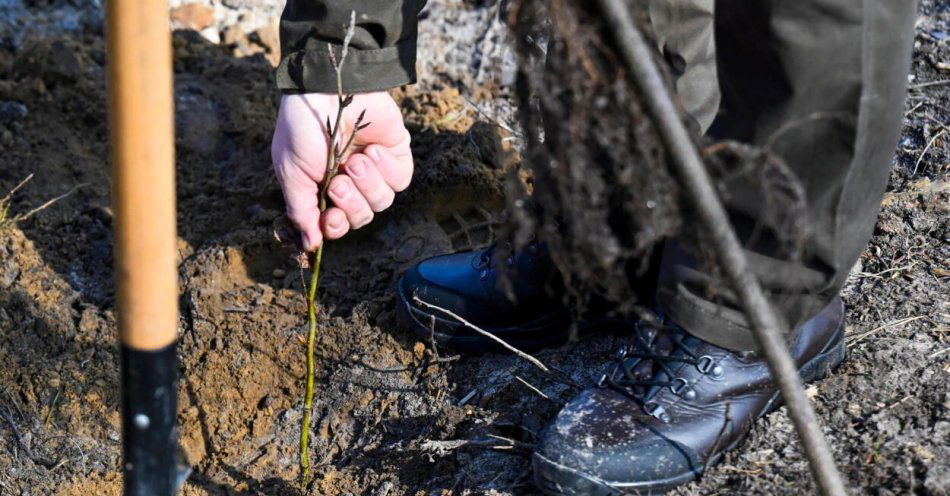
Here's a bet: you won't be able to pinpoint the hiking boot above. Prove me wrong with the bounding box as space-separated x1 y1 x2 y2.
532 298 847 495
397 242 599 353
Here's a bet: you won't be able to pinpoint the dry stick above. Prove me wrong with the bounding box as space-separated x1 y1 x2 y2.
847 315 924 346
914 128 945 174
514 375 550 400
299 11 362 487
412 296 550 373
0 173 35 206
592 1 847 495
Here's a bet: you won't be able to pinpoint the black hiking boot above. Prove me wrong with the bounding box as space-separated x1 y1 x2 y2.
397 242 617 353
532 298 847 495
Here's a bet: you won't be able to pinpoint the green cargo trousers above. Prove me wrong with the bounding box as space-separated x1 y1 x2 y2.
652 0 917 351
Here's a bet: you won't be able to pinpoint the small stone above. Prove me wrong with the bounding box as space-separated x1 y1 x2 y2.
222 25 262 57
45 40 82 84
0 101 28 124
0 258 20 288
1 129 12 146
221 25 247 46
272 268 286 279
170 4 216 32
198 26 220 45
913 445 935 462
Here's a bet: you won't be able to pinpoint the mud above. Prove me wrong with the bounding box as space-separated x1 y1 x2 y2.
0 0 947 495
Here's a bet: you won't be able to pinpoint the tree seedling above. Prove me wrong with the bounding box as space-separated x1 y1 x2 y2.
298 11 369 487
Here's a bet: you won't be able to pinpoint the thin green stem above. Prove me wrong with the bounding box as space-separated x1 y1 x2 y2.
299 233 324 485
300 146 335 487
299 15 358 485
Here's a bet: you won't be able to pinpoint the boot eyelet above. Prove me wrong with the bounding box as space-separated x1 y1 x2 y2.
644 402 670 422
670 378 697 401
614 345 629 360
697 355 723 377
670 377 689 396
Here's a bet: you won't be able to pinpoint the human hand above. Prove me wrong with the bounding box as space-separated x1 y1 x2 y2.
272 92 413 251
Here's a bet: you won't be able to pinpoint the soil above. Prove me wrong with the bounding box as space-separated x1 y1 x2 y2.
0 1 947 495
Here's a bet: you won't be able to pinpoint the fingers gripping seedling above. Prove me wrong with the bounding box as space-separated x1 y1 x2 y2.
299 11 370 487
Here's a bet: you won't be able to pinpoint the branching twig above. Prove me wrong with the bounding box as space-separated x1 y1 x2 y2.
299 10 370 488
0 174 84 225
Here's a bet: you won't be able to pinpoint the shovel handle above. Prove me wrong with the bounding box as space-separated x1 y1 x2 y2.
107 0 180 494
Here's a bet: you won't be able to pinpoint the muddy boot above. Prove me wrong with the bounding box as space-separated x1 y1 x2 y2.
397 242 620 353
532 298 847 495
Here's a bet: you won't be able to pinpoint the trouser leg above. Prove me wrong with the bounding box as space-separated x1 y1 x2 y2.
648 0 719 134
654 0 917 351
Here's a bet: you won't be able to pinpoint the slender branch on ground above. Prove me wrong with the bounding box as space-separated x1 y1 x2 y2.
419 435 533 455
0 173 84 225
514 375 550 400
412 296 550 373
299 10 370 488
412 296 582 388
592 1 847 495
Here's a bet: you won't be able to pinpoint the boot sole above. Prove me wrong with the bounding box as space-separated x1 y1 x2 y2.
533 314 848 495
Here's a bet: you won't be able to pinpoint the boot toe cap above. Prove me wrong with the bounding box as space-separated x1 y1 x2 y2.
534 389 702 493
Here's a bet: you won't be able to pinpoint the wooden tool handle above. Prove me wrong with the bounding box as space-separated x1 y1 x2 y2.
108 0 178 351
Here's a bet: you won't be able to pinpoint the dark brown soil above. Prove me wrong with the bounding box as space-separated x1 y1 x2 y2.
0 1 947 495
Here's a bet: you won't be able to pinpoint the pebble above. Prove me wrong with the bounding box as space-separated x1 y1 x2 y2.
170 3 216 32
0 101 28 124
272 268 286 279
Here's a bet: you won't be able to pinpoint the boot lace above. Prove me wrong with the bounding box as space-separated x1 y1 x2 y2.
597 321 723 422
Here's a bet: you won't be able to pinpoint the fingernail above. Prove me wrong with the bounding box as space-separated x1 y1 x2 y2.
301 233 312 250
367 147 382 162
330 181 350 198
328 217 344 230
348 159 366 178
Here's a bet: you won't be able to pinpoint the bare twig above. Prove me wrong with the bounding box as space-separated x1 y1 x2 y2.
458 389 477 406
514 375 550 400
12 183 86 222
0 174 84 225
0 173 34 206
914 128 945 174
847 316 924 346
412 296 550 373
420 436 532 455
462 95 523 137
593 1 847 494
910 79 950 89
